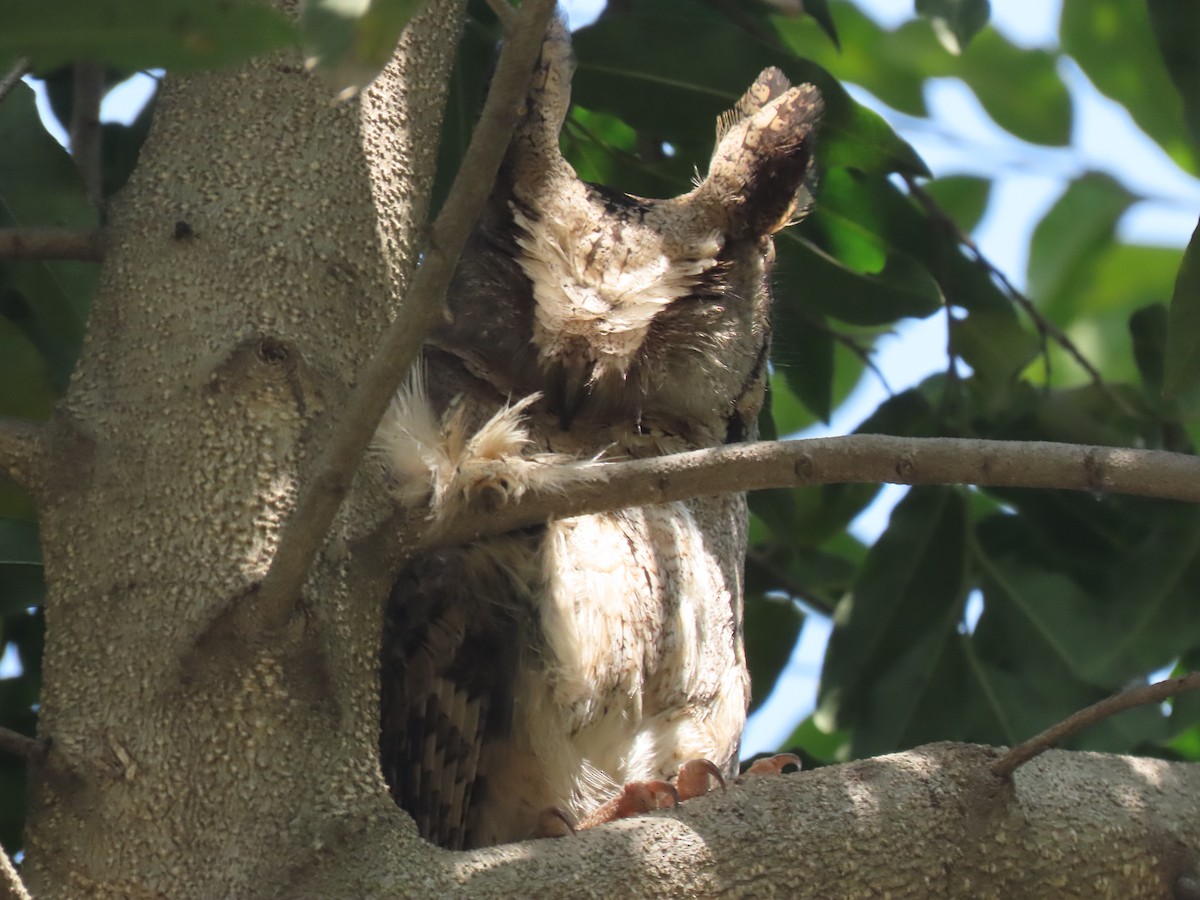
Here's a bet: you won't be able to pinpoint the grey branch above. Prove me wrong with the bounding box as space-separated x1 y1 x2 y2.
251 0 560 631
423 435 1200 548
71 61 105 210
991 671 1200 779
0 227 105 261
293 743 1200 897
0 57 29 106
0 417 47 493
0 724 48 765
0 840 31 900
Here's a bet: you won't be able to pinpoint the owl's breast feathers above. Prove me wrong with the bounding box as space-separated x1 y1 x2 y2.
378 16 822 849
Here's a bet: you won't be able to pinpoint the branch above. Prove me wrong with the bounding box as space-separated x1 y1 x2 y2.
0 725 48 765
419 435 1200 548
0 57 29 107
251 0 560 631
0 417 47 492
991 671 1200 779
0 227 105 261
71 61 105 209
0 840 31 900
297 744 1200 897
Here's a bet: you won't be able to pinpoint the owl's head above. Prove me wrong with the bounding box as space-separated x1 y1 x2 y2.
438 22 822 445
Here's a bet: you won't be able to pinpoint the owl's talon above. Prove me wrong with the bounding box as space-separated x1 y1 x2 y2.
675 758 726 801
576 779 679 830
739 752 802 781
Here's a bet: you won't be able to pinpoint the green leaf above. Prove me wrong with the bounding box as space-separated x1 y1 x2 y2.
4 0 295 73
1026 173 1134 320
916 0 991 54
950 306 1039 385
1147 0 1200 154
1164 219 1200 403
302 0 423 98
956 27 1071 146
774 3 1069 146
779 318 834 422
1129 303 1168 395
819 487 968 755
783 714 849 765
922 174 991 233
1061 0 1198 174
744 595 805 713
801 0 840 50
775 237 943 326
572 3 929 177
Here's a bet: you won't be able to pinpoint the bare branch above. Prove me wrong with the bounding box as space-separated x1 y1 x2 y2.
0 227 105 262
0 840 32 900
0 417 47 493
420 435 1200 549
251 0 560 631
0 57 29 107
0 725 48 765
991 672 1200 779
71 61 105 209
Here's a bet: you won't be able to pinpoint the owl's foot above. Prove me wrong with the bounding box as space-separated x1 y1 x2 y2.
575 779 680 830
737 752 802 781
535 759 731 839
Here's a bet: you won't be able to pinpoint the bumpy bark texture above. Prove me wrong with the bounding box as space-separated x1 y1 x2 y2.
22 2 463 895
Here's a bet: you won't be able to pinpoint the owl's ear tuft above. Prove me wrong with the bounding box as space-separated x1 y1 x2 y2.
704 79 824 239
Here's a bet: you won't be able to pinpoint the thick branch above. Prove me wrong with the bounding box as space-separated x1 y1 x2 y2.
252 0 559 630
422 435 1200 547
991 672 1200 779
0 227 105 261
299 743 1200 897
0 416 47 492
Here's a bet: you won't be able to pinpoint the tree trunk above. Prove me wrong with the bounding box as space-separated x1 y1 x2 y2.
22 3 462 894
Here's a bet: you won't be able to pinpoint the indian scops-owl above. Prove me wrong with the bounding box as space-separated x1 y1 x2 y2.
375 19 822 850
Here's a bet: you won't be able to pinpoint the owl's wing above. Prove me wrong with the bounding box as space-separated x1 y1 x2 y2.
379 539 535 850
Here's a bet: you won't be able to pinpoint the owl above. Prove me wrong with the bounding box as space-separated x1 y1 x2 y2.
375 18 822 850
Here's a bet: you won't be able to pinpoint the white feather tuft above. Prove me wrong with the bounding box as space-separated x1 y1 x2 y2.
374 369 593 520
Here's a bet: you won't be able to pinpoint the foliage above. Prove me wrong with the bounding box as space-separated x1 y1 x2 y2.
2 0 1200 856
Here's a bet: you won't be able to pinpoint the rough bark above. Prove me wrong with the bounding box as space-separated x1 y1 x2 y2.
12 5 1200 899
21 2 464 895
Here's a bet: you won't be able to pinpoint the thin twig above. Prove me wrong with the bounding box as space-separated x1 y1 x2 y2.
0 842 31 900
903 175 1138 418
0 416 47 493
250 0 560 632
0 57 29 107
71 61 105 209
0 725 48 765
412 435 1200 550
991 671 1200 779
745 548 835 616
0 227 105 261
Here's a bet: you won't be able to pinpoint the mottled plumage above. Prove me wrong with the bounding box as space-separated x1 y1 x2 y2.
377 19 822 849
